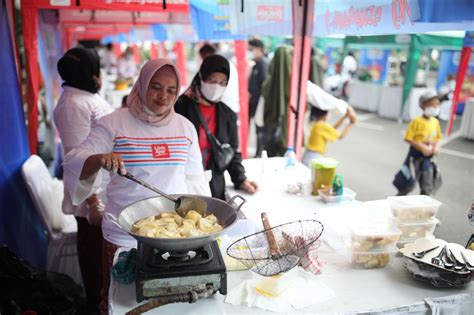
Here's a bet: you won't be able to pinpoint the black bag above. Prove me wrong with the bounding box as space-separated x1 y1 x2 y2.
0 246 88 314
194 105 234 173
393 154 416 195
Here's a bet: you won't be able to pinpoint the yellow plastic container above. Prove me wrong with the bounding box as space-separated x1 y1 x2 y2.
311 158 339 195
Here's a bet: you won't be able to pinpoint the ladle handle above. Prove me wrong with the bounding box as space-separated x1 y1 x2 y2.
261 212 280 257
121 172 177 203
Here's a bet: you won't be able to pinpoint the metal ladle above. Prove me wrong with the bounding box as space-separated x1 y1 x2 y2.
441 245 455 269
431 246 453 269
120 171 207 218
412 245 440 259
445 248 464 272
460 251 474 272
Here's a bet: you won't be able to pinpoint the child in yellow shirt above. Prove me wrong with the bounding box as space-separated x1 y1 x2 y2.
302 106 355 167
396 90 442 195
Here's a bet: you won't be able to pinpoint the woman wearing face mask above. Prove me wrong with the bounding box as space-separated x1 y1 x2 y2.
397 90 442 196
63 59 208 313
175 54 258 200
54 46 114 309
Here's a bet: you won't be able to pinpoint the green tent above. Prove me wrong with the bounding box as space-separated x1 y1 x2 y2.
334 34 463 118
315 34 464 118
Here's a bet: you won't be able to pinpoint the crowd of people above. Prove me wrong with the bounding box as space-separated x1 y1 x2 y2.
53 40 446 313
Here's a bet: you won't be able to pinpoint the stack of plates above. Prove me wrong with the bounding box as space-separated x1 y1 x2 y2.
399 238 474 288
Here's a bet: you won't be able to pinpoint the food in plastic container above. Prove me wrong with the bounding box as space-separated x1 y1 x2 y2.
351 222 401 251
318 187 357 203
388 195 441 221
393 217 439 241
351 247 398 269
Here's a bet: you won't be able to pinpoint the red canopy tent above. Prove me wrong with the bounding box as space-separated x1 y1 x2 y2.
21 0 189 154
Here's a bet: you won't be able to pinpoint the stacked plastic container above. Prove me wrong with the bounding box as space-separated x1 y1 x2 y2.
350 222 402 269
387 195 442 248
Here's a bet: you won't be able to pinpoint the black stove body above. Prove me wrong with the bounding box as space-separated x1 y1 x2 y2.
135 240 227 303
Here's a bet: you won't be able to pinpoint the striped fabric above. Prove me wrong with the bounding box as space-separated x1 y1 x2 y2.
113 136 191 167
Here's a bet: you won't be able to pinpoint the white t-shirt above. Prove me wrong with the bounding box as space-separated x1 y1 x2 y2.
221 61 240 113
342 55 357 76
54 86 114 218
117 56 137 79
104 50 117 75
63 109 206 247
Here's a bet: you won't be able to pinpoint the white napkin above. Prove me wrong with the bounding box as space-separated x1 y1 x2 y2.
225 267 335 312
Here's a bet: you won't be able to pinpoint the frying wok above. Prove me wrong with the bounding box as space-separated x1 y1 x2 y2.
104 194 246 252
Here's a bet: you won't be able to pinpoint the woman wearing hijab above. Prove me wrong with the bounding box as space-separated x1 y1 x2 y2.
63 59 208 313
175 54 258 200
53 47 114 308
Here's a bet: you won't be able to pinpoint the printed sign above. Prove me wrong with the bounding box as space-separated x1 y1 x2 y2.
151 144 170 159
257 6 284 22
50 0 71 6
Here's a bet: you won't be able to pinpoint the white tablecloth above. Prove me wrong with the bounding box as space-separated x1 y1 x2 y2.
378 86 403 120
110 158 474 314
348 81 382 112
460 98 474 140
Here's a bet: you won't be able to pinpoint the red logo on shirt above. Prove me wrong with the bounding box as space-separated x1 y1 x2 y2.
151 144 170 159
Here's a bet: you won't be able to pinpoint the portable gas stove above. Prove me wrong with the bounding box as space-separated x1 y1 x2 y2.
135 240 227 303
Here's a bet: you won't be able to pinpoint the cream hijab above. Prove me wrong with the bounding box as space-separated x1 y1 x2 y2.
127 59 181 126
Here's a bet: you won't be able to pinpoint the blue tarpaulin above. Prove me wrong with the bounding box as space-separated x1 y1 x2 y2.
191 0 245 40
0 0 47 267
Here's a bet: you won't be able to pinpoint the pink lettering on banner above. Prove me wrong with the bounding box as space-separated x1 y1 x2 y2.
257 5 284 22
151 144 170 159
392 0 413 29
325 5 382 33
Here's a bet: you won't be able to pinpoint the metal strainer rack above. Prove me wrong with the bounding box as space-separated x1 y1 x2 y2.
226 217 324 276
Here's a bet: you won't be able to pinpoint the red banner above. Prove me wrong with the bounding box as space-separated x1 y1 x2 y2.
23 0 189 13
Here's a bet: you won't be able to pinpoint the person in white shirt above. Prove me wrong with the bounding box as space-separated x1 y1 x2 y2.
342 51 357 79
54 47 114 309
63 59 208 313
117 47 138 80
103 43 117 75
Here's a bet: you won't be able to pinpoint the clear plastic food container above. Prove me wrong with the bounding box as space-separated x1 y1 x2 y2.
388 195 441 221
393 217 439 241
318 187 357 203
351 222 402 251
351 246 398 269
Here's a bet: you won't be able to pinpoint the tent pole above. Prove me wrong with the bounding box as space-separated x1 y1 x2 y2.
174 41 188 87
290 0 314 159
235 40 249 159
399 34 420 120
21 1 39 154
446 46 472 136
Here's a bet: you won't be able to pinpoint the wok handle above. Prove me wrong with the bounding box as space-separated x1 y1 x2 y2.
120 172 177 203
227 195 246 212
103 212 122 229
261 212 280 257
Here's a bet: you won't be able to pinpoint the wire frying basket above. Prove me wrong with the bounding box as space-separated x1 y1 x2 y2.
226 218 324 277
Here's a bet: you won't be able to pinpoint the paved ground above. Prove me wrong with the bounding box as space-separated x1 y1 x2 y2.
247 112 474 245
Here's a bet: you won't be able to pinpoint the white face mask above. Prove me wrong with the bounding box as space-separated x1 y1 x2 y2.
200 80 226 102
247 50 256 60
424 106 440 117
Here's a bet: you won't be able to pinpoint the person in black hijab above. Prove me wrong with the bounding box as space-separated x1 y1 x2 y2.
57 47 102 94
175 54 258 200
54 46 114 311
